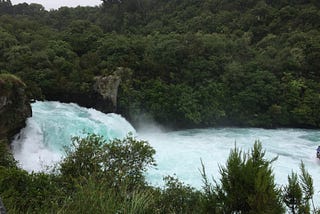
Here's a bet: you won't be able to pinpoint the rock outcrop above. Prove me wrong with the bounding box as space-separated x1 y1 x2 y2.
0 74 32 141
93 68 122 112
39 67 128 114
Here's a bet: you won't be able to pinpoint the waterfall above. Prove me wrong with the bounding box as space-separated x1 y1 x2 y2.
12 101 135 172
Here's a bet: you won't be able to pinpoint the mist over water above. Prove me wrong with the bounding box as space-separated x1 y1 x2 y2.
12 101 320 205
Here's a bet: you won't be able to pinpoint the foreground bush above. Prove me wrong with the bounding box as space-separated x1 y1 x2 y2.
60 177 155 214
0 167 63 212
213 141 285 213
0 140 17 168
154 176 203 214
0 134 156 213
59 133 156 190
283 162 317 213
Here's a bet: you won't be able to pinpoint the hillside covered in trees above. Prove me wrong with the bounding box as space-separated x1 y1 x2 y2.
0 0 319 128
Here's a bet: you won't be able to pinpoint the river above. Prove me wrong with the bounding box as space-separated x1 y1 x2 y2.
12 101 320 205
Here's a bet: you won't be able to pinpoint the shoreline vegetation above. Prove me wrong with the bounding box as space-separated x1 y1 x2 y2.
0 134 318 213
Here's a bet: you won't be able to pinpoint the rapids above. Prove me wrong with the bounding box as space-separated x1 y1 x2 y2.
12 101 320 204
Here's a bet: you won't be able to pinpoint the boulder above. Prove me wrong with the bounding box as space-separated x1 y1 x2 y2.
0 74 32 141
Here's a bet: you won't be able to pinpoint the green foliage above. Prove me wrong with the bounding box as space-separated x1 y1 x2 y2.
215 141 284 213
283 172 303 214
0 7 319 213
0 1 319 128
0 134 157 213
63 20 103 56
155 176 203 214
0 168 62 213
60 177 155 214
0 73 25 91
0 140 17 168
283 161 317 213
299 162 314 204
200 160 219 213
59 134 156 190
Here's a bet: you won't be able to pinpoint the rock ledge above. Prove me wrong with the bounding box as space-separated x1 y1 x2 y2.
0 74 32 141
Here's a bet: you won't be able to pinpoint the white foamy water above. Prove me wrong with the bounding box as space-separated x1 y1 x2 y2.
12 101 320 206
12 101 135 172
140 127 320 207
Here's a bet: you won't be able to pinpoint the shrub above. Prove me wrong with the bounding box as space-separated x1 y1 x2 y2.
0 168 62 213
215 141 285 213
155 176 203 214
0 140 17 168
0 73 25 91
60 177 155 214
59 133 156 190
283 161 317 213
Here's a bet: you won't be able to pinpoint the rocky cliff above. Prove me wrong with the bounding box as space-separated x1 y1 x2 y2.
44 67 126 114
93 67 123 112
0 74 32 141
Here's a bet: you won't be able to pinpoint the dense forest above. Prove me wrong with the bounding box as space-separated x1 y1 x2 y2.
0 0 319 128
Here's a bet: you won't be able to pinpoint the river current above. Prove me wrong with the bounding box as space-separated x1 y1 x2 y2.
12 101 320 204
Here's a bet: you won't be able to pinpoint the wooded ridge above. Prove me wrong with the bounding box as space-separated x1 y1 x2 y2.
0 0 319 128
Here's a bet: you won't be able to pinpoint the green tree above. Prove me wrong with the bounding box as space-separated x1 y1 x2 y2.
0 0 12 14
59 134 156 189
63 20 103 56
156 176 202 214
283 161 316 213
283 172 303 214
215 141 284 213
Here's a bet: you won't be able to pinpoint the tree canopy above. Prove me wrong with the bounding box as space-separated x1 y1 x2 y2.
0 0 319 128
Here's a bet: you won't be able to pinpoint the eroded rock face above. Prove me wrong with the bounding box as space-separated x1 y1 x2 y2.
93 67 123 112
38 68 127 114
0 74 32 141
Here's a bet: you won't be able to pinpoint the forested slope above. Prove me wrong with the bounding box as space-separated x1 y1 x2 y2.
0 0 319 128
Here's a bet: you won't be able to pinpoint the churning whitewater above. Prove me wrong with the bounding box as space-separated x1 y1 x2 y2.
12 101 320 204
12 101 136 172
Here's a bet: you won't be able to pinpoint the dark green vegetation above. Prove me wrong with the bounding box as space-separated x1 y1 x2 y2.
0 0 319 128
0 73 31 140
0 135 318 213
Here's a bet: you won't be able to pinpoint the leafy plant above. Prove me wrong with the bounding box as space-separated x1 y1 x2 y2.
215 141 284 213
283 161 317 213
0 140 17 168
59 133 156 190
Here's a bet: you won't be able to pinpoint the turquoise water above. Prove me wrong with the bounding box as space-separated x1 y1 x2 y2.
12 101 320 205
12 101 135 171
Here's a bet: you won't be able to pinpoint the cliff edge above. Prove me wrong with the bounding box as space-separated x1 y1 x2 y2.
0 74 32 141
